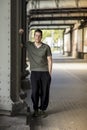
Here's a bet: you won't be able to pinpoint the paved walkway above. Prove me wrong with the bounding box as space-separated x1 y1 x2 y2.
29 56 87 130
1 55 87 130
0 115 29 130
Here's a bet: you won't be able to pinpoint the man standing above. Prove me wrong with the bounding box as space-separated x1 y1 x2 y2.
25 29 52 117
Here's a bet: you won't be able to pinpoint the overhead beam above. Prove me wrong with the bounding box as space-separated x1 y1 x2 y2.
29 7 87 15
29 16 87 22
29 23 74 27
29 23 74 30
30 20 77 24
30 26 66 30
27 0 87 13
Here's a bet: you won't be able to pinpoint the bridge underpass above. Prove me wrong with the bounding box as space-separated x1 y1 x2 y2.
1 0 87 130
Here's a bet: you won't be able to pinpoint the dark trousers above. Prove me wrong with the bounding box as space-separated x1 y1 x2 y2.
31 71 51 111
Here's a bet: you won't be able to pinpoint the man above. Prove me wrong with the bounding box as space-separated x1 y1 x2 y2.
25 29 52 117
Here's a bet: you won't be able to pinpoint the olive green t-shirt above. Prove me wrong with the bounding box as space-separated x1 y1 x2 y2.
25 41 52 71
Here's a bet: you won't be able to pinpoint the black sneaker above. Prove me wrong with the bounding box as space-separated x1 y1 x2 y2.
32 111 39 117
39 110 48 118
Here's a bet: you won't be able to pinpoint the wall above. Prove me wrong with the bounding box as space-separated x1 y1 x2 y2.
0 0 12 111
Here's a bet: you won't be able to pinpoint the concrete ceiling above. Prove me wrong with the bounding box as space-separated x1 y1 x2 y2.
27 0 87 30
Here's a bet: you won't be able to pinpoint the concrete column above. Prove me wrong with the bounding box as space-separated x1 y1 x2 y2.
72 29 78 58
0 0 12 111
64 33 71 56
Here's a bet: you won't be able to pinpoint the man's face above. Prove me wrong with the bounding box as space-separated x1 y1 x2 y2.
34 32 42 43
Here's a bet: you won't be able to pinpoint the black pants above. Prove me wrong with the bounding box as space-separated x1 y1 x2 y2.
31 71 51 111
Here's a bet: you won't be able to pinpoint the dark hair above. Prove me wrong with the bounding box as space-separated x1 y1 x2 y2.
34 29 42 37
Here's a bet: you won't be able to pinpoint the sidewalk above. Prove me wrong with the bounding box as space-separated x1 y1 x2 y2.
0 112 30 130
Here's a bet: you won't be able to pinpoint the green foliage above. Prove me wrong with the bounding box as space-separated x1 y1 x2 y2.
53 30 63 42
42 29 64 42
42 30 51 40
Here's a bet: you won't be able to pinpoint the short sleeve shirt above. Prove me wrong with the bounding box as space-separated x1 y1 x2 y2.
25 41 52 71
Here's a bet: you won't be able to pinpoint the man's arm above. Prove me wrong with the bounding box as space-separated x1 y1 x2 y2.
47 56 52 76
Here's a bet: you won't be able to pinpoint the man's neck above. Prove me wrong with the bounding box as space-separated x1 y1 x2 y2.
34 42 42 48
35 42 41 45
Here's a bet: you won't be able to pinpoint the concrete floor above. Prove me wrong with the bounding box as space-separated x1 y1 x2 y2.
0 115 29 130
29 55 87 130
1 55 87 130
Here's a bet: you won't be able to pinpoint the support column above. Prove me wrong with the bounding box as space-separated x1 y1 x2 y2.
70 28 72 56
11 0 22 102
0 0 12 111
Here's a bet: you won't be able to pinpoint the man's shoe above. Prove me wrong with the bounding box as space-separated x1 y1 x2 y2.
32 111 39 117
39 110 48 118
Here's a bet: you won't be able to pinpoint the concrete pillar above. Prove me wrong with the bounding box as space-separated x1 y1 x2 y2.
64 33 71 56
77 29 84 59
72 29 78 58
0 0 12 111
83 27 87 59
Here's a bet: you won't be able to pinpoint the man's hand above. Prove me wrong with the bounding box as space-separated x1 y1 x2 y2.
47 56 52 76
19 28 24 35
